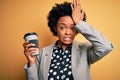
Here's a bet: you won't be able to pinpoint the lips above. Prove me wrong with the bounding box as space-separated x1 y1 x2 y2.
63 37 71 41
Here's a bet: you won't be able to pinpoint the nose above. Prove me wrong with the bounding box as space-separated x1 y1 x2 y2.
65 28 71 35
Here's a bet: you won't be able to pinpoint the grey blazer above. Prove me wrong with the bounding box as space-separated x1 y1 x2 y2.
24 21 113 80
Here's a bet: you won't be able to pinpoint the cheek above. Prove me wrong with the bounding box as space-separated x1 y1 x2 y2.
56 30 63 37
72 31 77 35
71 32 77 38
57 31 64 38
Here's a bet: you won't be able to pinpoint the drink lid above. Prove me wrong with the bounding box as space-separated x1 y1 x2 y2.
23 32 38 39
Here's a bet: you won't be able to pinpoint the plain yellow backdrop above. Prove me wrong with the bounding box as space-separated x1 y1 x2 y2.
0 0 120 80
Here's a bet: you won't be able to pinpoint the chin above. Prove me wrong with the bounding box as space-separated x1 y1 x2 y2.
62 41 73 45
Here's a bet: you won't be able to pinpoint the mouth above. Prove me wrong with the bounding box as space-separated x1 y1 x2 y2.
63 37 71 41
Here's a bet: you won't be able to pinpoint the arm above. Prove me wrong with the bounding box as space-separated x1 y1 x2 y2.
71 0 113 64
75 21 113 64
24 63 38 80
24 49 43 80
23 42 40 80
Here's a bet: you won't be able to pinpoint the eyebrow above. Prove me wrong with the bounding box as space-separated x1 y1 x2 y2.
58 23 65 25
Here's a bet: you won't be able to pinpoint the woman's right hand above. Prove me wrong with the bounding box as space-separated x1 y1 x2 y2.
23 41 38 67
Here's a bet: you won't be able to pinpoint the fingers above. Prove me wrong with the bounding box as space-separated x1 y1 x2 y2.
26 47 38 53
71 3 74 11
81 9 85 15
81 9 85 20
23 42 37 56
23 41 37 66
72 0 81 9
23 42 35 49
71 0 85 24
71 0 81 14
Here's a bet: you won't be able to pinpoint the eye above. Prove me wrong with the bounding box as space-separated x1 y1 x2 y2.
59 26 65 30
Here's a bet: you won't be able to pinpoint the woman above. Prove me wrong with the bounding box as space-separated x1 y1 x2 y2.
23 0 113 80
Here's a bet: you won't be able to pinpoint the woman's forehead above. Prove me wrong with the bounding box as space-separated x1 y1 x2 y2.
57 16 74 25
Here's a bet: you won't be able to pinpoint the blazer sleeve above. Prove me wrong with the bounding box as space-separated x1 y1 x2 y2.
24 49 43 80
24 63 38 80
75 21 113 64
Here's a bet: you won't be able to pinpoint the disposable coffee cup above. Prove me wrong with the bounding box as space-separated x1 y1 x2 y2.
24 32 39 56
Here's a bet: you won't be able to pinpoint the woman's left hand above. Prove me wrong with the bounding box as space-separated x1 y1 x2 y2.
71 0 84 24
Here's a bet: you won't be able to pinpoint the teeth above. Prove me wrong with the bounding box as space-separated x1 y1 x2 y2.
64 38 71 41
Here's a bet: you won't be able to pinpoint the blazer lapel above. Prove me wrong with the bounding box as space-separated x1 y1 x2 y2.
43 44 54 80
42 41 80 80
71 40 80 79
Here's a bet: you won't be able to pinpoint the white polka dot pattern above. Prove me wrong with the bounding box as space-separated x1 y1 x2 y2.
48 43 74 80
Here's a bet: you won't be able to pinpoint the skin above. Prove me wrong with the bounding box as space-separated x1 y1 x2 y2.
23 0 84 67
55 16 76 51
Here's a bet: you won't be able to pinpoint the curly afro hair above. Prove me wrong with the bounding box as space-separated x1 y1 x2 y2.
47 2 86 36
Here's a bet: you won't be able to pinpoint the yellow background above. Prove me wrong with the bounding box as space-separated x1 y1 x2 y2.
0 0 120 80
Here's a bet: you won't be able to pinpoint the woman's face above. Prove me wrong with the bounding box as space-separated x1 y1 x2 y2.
55 16 77 46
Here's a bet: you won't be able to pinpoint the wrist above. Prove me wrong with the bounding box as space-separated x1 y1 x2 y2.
28 61 35 67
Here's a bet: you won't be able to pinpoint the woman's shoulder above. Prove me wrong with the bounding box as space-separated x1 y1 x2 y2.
40 43 55 51
73 40 92 48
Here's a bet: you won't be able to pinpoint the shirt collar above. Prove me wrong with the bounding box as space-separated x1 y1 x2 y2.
54 40 72 50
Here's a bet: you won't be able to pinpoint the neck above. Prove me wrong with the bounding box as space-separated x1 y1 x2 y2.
57 41 70 51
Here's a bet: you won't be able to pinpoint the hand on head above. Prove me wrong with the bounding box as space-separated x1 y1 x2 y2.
71 0 85 24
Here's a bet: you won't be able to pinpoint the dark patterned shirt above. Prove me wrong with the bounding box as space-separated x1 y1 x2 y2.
48 41 74 80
